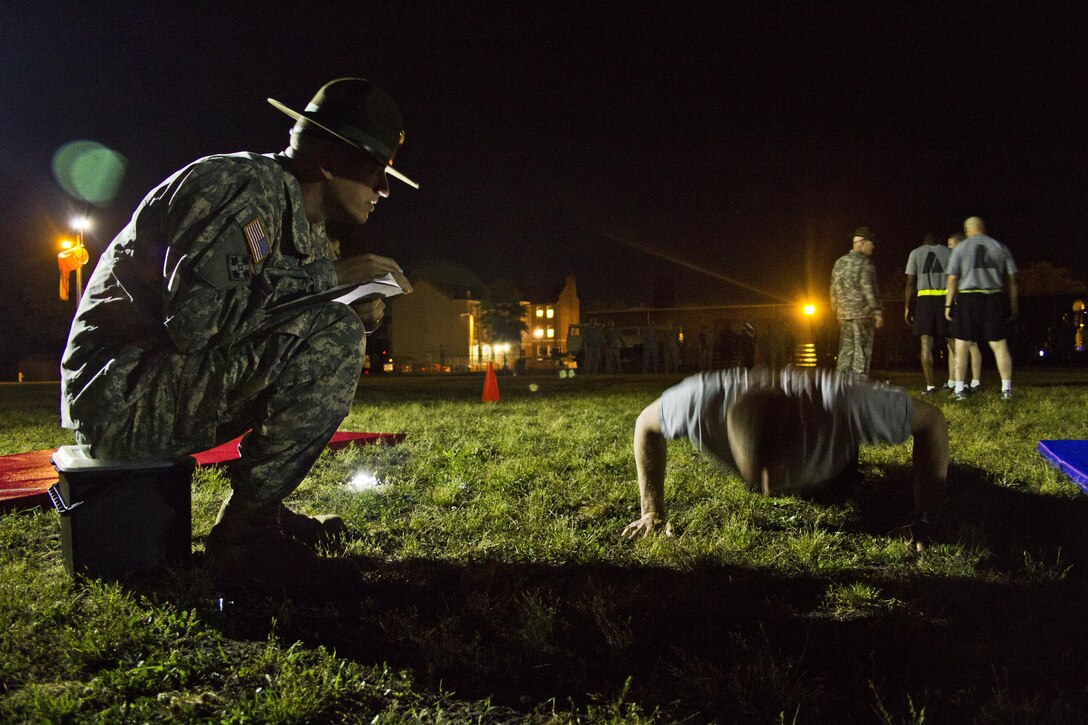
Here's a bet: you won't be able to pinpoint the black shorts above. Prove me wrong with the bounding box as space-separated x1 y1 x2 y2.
950 292 1007 342
911 295 950 338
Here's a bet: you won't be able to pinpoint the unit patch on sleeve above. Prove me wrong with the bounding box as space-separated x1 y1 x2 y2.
227 255 252 281
243 217 271 264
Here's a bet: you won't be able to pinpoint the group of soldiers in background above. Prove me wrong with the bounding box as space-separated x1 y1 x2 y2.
578 321 625 374
577 318 795 374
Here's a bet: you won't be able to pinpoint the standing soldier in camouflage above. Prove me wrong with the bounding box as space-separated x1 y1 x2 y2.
642 325 660 373
604 321 623 373
903 232 952 394
582 322 604 374
830 227 884 378
663 323 682 373
59 78 417 595
697 325 715 370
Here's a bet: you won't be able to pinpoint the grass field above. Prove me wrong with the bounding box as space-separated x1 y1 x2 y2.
2 369 1088 723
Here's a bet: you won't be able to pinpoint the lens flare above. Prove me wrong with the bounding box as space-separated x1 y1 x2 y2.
347 469 386 492
52 140 127 204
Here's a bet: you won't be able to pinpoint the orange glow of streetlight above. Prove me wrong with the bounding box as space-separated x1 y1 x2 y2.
803 304 816 316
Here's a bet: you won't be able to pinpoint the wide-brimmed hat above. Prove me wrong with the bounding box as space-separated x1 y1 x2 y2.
850 226 876 242
268 78 418 189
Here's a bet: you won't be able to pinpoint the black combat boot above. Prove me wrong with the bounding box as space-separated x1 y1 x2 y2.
205 493 360 598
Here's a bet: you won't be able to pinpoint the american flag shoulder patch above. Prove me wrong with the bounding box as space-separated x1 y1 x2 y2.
243 217 270 264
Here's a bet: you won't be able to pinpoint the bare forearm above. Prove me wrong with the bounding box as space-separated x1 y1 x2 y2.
911 400 948 512
945 275 958 320
635 428 667 517
633 405 667 519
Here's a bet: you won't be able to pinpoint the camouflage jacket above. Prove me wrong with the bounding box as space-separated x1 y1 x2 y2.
830 250 881 321
60 152 337 429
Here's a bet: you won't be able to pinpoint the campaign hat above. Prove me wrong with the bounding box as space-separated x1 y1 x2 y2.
269 78 418 189
850 226 876 242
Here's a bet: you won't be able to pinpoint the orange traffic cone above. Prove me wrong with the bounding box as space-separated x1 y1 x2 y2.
482 361 500 402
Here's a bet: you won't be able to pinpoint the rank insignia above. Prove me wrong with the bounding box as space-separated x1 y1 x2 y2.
243 217 270 264
227 255 251 281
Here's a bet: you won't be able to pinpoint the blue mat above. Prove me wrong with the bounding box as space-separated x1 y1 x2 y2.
1038 440 1088 493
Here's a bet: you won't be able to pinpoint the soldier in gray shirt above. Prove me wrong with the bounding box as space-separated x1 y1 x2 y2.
904 233 952 393
621 367 949 550
944 217 1018 399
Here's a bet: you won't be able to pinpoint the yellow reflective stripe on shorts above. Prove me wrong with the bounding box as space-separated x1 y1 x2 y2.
916 289 945 296
957 289 1001 294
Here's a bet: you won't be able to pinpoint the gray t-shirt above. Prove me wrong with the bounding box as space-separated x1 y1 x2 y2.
946 234 1017 291
657 367 913 495
904 244 951 292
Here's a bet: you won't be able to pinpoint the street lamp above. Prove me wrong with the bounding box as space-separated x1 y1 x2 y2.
69 216 91 301
58 217 91 302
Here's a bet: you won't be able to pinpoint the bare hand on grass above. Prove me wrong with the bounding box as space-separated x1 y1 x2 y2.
621 513 674 540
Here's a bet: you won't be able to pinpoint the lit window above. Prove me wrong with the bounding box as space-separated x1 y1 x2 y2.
533 327 544 338
546 327 555 338
546 307 554 319
536 308 544 317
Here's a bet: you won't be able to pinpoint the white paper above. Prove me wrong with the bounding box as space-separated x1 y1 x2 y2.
271 272 405 312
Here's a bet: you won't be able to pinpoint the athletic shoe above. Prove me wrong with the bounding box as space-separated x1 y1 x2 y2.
950 390 969 401
921 387 941 396
1001 389 1013 400
909 511 942 552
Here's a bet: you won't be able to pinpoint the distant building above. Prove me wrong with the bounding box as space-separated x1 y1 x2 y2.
519 276 580 369
388 267 580 372
388 264 482 372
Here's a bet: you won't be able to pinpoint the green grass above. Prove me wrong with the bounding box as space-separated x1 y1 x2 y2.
3 370 1088 722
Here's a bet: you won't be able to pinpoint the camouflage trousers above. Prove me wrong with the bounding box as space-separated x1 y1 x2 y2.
74 302 365 503
836 318 875 378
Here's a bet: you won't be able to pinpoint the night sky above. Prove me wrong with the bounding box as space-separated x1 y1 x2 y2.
3 2 1086 320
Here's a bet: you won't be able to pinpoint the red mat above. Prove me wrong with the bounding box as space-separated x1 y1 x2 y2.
0 431 406 511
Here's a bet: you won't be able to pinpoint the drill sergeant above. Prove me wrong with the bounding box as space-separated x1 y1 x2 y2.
60 78 416 593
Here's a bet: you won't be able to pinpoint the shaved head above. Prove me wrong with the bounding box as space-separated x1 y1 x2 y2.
964 216 985 235
726 388 803 494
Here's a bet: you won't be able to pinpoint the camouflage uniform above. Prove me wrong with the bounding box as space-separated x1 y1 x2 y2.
663 325 682 373
582 323 603 373
642 326 660 373
60 152 364 504
830 250 881 377
603 323 622 373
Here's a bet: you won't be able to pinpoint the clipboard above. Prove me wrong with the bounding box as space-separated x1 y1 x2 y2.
270 273 405 313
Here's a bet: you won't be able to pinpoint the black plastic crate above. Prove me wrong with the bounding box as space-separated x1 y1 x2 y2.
50 446 195 581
